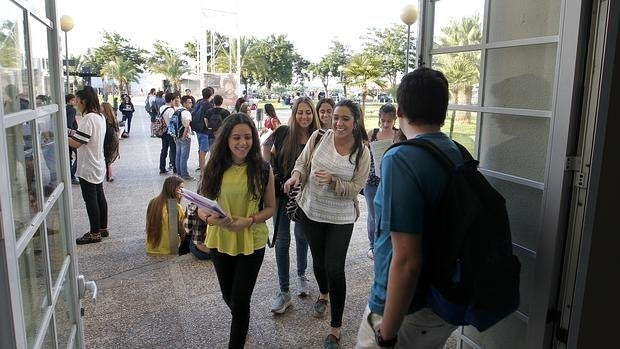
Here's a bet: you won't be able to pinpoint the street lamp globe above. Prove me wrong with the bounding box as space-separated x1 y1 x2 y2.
400 4 418 26
400 4 418 74
60 15 74 32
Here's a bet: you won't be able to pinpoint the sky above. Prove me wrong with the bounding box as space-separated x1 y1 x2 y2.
56 0 480 63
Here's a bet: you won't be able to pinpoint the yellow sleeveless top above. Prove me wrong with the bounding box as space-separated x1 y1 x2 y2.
145 202 185 255
205 164 268 255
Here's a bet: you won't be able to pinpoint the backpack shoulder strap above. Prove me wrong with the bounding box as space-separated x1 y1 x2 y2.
389 138 457 171
313 128 327 147
371 128 379 141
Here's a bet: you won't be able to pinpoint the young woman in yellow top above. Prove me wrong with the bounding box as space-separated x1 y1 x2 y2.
197 113 275 349
145 176 185 254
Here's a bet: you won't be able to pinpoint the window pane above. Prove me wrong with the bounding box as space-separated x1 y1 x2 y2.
19 228 50 347
46 196 67 284
433 52 481 105
28 0 48 18
38 115 60 194
1 4 30 114
514 247 535 315
55 274 76 349
488 0 560 42
483 44 557 110
441 111 477 155
7 121 40 238
463 313 527 349
30 17 53 106
479 113 550 182
487 177 542 253
433 1 484 48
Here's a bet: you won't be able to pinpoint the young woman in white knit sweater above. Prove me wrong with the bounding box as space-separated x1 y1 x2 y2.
284 99 370 349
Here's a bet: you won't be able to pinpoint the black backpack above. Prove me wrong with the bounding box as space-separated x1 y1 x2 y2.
190 100 208 133
205 108 227 138
387 138 521 332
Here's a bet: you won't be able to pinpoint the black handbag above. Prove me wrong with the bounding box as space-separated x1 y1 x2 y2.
285 184 303 222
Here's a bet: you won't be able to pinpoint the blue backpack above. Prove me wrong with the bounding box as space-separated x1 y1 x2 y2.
167 109 185 139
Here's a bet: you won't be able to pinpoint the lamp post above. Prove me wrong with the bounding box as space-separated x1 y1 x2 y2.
60 15 74 93
338 65 347 99
400 4 418 74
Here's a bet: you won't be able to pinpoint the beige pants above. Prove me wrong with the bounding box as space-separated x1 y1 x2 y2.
355 305 457 349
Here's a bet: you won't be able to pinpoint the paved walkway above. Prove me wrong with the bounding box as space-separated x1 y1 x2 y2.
71 106 456 348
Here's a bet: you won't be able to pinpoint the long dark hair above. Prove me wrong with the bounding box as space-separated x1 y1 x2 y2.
335 99 366 171
146 176 184 248
279 97 320 174
200 113 265 201
75 86 100 114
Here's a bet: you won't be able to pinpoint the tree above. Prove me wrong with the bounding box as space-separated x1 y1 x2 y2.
344 52 386 118
363 24 415 88
148 41 190 92
85 31 147 75
251 34 297 90
0 20 18 68
183 41 197 60
100 56 140 94
309 40 350 94
292 53 311 86
433 15 482 126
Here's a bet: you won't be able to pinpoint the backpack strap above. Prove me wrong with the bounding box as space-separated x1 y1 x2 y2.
388 138 475 172
371 128 379 141
314 128 327 147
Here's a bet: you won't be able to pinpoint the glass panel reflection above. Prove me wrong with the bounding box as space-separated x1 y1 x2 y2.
486 177 542 253
463 313 527 349
433 52 481 106
441 111 477 155
488 0 560 42
1 4 30 114
479 113 550 182
433 0 484 48
46 196 67 284
42 320 55 349
55 274 76 349
7 121 40 238
29 0 48 18
30 18 53 106
484 44 557 110
19 228 50 347
38 115 60 195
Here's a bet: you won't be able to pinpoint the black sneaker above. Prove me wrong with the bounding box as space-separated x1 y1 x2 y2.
76 232 102 245
71 178 80 185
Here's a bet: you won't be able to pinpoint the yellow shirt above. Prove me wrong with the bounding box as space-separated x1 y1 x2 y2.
205 164 268 255
145 202 185 255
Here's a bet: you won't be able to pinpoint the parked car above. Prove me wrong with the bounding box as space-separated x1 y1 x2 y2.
377 93 393 103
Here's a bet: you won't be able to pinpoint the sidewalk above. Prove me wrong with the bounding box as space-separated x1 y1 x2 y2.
71 108 375 348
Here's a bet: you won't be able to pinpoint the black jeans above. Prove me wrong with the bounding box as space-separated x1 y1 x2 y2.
298 210 354 328
121 113 133 133
69 146 77 180
78 178 108 233
210 248 265 349
159 133 176 173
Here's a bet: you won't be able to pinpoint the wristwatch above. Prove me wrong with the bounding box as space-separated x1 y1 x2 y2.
375 328 397 347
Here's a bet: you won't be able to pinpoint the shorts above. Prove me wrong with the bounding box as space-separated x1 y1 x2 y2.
196 133 210 152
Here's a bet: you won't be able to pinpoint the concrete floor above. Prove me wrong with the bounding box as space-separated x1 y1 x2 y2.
71 108 456 348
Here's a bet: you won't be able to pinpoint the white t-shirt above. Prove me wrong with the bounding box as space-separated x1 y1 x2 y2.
159 104 176 123
72 112 106 184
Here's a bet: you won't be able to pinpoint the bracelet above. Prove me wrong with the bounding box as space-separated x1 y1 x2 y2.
250 215 257 225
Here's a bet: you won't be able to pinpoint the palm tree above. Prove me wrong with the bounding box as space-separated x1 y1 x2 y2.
100 56 140 94
433 15 482 126
150 51 190 92
344 53 386 120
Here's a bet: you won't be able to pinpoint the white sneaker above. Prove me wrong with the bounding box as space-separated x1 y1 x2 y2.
367 248 374 260
297 275 310 297
270 291 292 314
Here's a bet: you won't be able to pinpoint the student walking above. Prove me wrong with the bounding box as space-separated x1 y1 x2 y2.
284 99 370 349
68 86 109 244
119 94 135 137
264 97 320 314
197 113 275 349
355 68 460 349
145 176 186 254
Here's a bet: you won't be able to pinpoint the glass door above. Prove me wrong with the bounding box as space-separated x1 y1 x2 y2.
418 0 586 347
0 0 84 348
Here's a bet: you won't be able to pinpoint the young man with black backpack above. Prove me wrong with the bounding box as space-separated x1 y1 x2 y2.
204 94 231 146
356 68 461 348
191 87 214 171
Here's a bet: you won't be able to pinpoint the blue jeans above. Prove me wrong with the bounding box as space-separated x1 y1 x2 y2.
175 137 191 178
274 198 308 293
363 184 378 249
196 133 210 152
